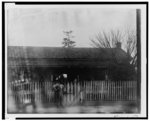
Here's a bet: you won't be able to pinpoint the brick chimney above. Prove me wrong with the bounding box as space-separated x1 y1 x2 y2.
116 42 121 49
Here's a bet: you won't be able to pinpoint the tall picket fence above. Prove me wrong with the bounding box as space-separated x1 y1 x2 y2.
83 80 137 101
9 80 137 106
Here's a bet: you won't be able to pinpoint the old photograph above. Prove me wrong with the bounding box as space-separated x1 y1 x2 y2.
3 2 148 119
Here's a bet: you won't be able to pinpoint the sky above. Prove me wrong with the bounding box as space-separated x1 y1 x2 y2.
7 5 136 47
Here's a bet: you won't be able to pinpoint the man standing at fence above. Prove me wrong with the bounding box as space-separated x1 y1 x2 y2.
53 75 64 107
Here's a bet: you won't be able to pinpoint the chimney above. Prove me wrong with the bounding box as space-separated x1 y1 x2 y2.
116 42 121 49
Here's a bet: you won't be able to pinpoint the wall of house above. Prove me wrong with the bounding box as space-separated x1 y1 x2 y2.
108 64 136 81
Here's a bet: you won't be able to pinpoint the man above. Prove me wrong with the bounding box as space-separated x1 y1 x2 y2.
53 75 64 107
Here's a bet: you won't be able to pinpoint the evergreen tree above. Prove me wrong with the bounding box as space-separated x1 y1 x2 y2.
62 30 76 48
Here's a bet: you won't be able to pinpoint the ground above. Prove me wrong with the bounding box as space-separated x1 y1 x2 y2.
9 100 138 114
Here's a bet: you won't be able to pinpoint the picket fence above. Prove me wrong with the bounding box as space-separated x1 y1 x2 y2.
10 80 137 106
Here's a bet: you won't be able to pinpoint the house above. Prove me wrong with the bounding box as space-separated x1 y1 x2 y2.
7 45 136 82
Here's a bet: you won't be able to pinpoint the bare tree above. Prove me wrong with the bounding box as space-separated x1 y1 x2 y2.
90 30 123 48
90 29 137 67
62 30 76 48
124 30 137 67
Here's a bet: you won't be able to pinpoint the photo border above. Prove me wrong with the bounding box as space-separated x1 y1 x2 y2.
2 1 148 119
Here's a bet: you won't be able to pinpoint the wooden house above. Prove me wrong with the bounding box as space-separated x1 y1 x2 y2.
7 45 135 82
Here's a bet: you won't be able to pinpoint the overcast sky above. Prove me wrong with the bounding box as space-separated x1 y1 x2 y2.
7 6 136 47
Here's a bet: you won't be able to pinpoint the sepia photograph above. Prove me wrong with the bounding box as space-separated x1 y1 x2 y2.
3 2 148 119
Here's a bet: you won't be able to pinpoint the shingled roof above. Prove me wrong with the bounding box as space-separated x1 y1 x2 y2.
8 46 130 67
